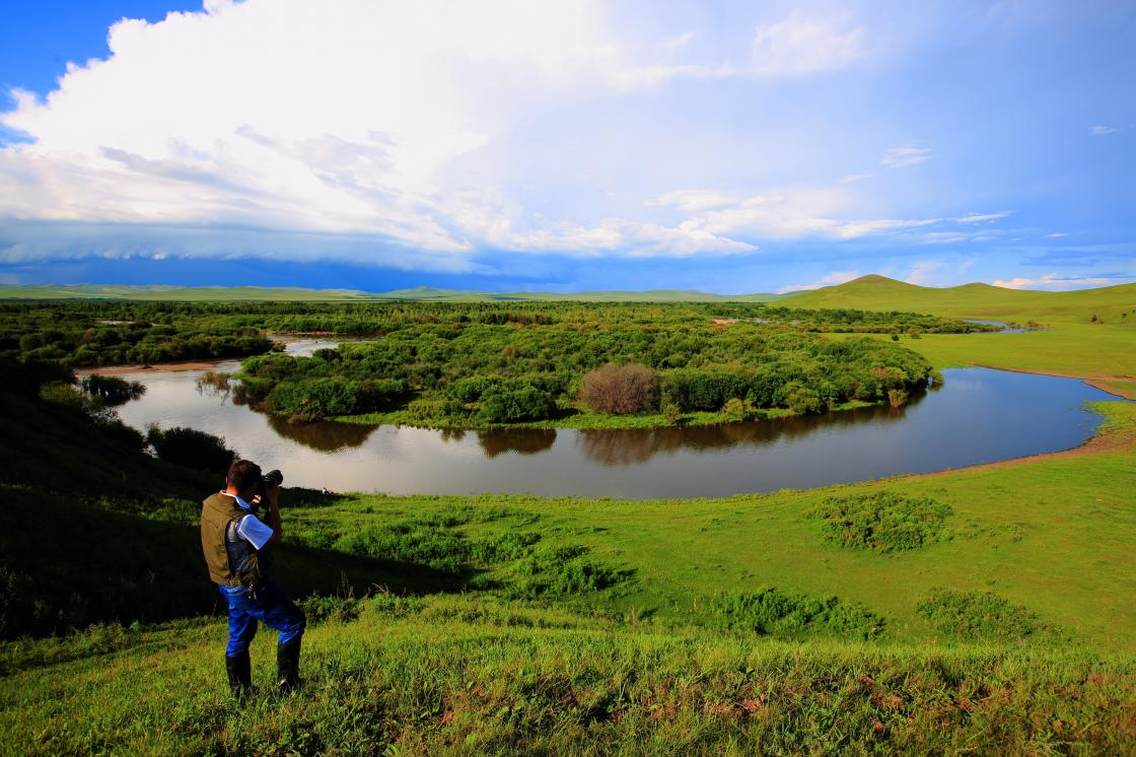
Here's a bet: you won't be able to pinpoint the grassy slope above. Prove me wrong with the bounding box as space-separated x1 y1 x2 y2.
784 275 1136 387
4 596 1134 754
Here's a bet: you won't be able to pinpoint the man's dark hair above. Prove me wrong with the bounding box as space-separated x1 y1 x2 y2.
226 459 263 491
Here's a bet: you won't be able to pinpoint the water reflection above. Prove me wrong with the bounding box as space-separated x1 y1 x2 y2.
574 400 918 466
266 415 377 452
476 429 557 458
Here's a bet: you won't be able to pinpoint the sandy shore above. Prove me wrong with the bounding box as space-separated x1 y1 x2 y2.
75 359 234 376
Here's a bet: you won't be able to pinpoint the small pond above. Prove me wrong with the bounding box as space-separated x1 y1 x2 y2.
114 344 1119 498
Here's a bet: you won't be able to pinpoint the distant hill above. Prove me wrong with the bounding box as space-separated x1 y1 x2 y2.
781 274 1136 324
0 285 372 301
1 277 1131 318
0 284 783 303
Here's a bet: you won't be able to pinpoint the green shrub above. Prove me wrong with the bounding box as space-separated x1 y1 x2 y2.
917 589 1050 641
721 397 759 421
298 595 362 624
780 382 826 414
79 375 145 406
145 426 237 472
333 523 471 574
714 587 886 640
477 385 555 423
813 492 953 553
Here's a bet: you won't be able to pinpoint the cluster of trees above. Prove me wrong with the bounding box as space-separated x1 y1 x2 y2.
232 313 936 424
708 304 997 334
0 302 275 367
2 301 950 425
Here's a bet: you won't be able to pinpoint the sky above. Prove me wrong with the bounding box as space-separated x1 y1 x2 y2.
0 0 1133 294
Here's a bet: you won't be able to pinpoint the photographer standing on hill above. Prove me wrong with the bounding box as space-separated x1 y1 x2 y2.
201 459 306 698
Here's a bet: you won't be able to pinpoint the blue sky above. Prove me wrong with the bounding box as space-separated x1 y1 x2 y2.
1 0 1133 293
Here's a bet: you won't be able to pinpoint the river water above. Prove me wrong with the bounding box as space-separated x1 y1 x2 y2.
114 343 1119 498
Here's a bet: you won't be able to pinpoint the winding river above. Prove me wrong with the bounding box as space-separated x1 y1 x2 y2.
112 342 1120 498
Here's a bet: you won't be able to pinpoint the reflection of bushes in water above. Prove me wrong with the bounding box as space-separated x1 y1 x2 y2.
813 491 953 553
713 587 886 640
476 429 556 458
266 414 377 452
576 398 927 466
917 589 1053 641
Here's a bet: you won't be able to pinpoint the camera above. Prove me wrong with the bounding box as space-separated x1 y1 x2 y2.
261 469 284 491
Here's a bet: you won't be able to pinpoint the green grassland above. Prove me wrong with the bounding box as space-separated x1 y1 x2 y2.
2 397 1135 751
3 279 1136 752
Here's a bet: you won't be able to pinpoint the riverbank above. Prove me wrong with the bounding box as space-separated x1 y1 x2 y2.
334 398 880 430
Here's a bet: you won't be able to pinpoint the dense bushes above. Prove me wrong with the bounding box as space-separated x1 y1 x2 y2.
225 313 934 424
478 383 556 423
0 302 275 367
145 426 237 472
578 363 659 414
264 377 407 421
813 492 954 553
713 587 886 640
1 301 941 425
917 589 1052 641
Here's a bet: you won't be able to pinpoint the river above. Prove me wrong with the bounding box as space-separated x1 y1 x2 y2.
112 342 1119 498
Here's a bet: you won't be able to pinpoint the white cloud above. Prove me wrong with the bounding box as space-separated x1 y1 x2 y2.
644 189 738 212
2 0 774 260
919 232 971 245
1090 125 1122 135
751 13 865 75
648 186 938 241
776 271 861 294
956 211 1010 223
1046 232 1068 239
507 219 757 258
880 146 931 168
992 272 1127 290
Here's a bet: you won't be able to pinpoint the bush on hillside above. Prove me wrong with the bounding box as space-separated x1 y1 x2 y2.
813 492 953 553
578 363 659 414
917 589 1051 641
714 587 886 640
146 426 237 473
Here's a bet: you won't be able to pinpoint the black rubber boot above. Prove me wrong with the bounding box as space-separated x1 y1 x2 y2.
225 651 252 700
276 638 302 693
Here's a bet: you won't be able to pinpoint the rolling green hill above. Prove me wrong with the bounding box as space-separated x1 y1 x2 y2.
780 275 1136 390
782 274 1136 324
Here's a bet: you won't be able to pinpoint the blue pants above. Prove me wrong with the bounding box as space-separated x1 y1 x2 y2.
218 579 306 657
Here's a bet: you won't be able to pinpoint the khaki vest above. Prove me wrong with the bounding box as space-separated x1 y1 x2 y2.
200 492 262 586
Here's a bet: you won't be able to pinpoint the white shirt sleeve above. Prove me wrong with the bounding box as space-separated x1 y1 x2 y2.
236 514 274 550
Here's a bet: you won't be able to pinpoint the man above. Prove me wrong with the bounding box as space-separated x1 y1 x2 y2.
200 459 306 698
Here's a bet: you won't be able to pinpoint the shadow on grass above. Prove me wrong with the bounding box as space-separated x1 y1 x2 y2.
0 486 468 640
